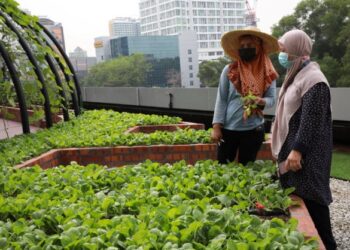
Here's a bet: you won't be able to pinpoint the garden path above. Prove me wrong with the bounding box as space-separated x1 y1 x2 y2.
0 119 39 140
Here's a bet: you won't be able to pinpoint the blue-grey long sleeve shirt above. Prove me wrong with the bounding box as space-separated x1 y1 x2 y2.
212 64 276 131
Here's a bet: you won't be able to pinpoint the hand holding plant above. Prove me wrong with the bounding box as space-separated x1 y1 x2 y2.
242 91 264 120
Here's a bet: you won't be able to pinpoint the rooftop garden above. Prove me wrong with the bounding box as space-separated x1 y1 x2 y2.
0 110 321 249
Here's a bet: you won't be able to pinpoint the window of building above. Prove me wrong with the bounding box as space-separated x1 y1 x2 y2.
189 73 193 78
188 49 192 55
188 57 192 62
198 2 206 8
208 52 215 56
190 81 194 86
200 42 208 48
198 10 206 16
199 34 207 40
209 34 217 40
199 26 207 32
199 18 207 24
209 41 216 48
207 2 215 8
189 65 193 70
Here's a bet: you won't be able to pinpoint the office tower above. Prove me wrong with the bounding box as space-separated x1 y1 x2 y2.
94 36 112 63
69 47 97 81
39 17 66 52
110 31 200 88
109 17 141 37
139 0 246 61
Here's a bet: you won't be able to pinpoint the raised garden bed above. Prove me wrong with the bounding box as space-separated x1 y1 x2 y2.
15 122 272 169
0 160 322 249
0 110 324 249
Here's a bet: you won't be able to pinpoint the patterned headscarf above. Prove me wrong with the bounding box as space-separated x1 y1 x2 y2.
227 35 278 98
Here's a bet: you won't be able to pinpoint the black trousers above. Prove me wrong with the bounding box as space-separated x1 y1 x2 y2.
304 199 337 250
217 125 264 166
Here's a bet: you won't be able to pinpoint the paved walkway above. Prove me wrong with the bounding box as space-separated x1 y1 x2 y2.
0 119 39 140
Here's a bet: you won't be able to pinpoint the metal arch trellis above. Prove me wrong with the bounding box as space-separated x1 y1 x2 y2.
16 10 81 118
0 10 53 128
0 3 81 134
0 41 30 133
38 23 83 113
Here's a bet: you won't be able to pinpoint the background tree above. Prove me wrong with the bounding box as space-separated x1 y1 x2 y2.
146 57 180 87
198 57 231 87
165 68 181 87
271 0 350 87
82 54 152 87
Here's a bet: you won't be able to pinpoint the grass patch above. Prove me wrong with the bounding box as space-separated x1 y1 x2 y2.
331 151 350 180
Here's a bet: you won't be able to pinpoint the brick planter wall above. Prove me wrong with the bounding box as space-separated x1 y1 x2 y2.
15 142 273 170
15 144 217 169
125 122 205 133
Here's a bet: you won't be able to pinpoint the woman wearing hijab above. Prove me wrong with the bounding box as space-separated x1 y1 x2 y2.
271 29 337 250
212 27 279 165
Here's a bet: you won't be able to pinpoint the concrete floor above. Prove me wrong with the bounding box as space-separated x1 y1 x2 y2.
0 119 39 140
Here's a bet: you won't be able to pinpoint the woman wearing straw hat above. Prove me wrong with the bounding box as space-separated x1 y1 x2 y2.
271 29 337 250
211 27 279 165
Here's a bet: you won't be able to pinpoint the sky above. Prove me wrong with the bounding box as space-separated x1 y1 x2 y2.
16 0 301 56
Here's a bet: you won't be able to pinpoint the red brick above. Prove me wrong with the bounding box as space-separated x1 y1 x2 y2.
110 155 122 162
154 145 168 153
172 145 191 152
172 153 183 161
148 154 164 161
194 144 204 151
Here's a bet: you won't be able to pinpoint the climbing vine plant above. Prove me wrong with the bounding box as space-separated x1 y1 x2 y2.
0 0 80 135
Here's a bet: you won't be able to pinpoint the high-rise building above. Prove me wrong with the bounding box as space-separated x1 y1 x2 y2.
139 0 246 61
94 36 112 63
110 31 200 88
109 17 141 37
69 47 97 81
69 47 87 58
39 17 66 52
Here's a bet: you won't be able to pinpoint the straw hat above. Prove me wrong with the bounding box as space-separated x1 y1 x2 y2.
221 26 279 60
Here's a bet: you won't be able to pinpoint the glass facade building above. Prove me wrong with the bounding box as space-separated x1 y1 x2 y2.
110 36 180 87
110 33 200 88
111 36 179 59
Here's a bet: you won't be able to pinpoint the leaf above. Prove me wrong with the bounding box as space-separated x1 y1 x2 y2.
240 231 258 242
284 187 296 195
101 197 114 210
167 207 181 219
216 194 231 207
180 221 202 241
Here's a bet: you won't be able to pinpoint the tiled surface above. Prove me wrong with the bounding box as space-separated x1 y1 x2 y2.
0 119 39 140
